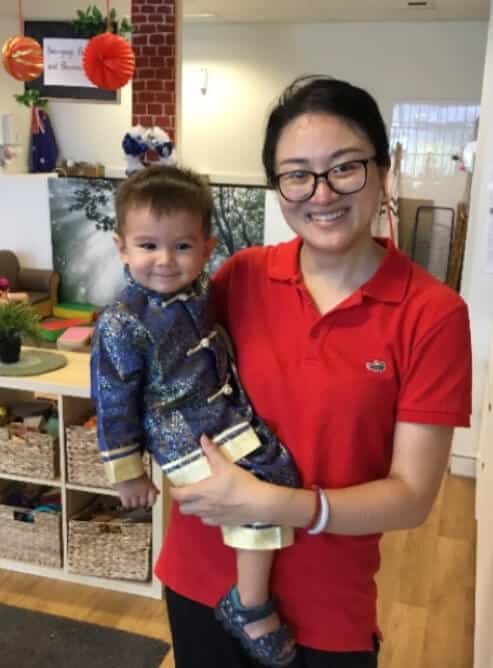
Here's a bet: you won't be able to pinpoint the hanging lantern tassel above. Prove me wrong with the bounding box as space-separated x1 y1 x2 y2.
83 32 135 91
2 35 43 81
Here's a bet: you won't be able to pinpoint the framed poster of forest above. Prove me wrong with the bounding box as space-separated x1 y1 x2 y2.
24 20 117 102
48 178 267 307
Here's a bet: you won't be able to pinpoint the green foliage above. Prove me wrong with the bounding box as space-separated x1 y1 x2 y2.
72 5 135 38
0 302 42 340
209 185 265 274
14 89 48 110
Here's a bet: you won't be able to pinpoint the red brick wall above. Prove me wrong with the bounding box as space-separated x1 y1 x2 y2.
131 0 176 140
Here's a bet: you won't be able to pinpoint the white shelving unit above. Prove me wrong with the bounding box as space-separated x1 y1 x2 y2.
0 348 165 599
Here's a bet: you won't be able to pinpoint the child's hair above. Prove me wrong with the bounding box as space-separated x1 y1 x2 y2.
115 165 213 237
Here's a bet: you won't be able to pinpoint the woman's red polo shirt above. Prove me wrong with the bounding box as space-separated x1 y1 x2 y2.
155 237 471 652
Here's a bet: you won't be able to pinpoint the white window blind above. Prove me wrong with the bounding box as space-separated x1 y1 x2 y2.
390 102 480 177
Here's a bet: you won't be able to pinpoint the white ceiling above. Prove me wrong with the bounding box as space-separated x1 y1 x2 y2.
0 0 489 23
0 1 130 21
183 0 490 23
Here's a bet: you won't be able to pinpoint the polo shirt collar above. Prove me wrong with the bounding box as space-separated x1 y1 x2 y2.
267 236 410 304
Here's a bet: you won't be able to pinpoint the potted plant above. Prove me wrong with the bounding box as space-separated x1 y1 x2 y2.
0 301 42 364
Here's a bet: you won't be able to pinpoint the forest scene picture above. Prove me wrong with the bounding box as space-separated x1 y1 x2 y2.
49 177 124 307
49 178 266 307
209 183 266 273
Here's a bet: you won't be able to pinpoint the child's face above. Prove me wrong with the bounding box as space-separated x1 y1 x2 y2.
115 206 215 294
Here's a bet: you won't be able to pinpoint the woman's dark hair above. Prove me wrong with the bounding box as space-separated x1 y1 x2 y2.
262 75 391 187
116 165 213 237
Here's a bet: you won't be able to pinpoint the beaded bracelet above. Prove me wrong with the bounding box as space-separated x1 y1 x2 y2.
307 486 330 535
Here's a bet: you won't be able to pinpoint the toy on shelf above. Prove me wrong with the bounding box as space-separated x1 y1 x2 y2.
0 250 59 318
53 303 98 323
57 326 94 352
122 125 176 175
39 317 87 343
0 144 16 168
58 161 105 178
0 276 29 305
0 277 9 302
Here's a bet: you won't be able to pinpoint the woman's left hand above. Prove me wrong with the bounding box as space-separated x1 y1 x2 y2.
169 434 268 526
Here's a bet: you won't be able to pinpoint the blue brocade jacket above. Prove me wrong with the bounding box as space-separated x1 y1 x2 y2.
90 270 299 492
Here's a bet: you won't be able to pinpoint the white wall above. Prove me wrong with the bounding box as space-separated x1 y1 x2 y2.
452 3 493 467
181 21 488 182
0 7 131 176
46 86 132 173
0 174 54 268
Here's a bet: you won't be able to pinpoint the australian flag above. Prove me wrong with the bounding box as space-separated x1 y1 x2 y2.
30 107 58 173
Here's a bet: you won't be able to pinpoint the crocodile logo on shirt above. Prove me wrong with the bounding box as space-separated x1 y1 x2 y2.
366 360 386 373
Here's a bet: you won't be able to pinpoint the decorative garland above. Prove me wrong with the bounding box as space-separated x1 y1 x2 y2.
15 89 48 110
72 4 134 38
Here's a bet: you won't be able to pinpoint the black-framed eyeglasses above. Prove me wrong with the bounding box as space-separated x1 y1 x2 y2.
274 156 377 203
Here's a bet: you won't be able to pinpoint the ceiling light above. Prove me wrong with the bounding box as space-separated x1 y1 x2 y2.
184 12 215 19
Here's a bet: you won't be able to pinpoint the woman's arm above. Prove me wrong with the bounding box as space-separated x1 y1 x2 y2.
170 423 454 535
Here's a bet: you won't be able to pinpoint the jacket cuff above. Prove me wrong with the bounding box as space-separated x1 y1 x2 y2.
103 452 146 484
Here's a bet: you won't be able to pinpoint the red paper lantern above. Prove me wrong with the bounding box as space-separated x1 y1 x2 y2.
83 33 135 91
2 35 43 81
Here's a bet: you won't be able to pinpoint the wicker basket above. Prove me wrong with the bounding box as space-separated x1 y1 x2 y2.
67 500 152 581
0 426 58 479
0 500 62 568
66 426 152 489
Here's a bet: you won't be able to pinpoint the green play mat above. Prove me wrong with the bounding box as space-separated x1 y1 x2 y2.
0 349 67 376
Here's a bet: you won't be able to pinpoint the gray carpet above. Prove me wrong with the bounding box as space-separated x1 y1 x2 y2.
0 602 170 667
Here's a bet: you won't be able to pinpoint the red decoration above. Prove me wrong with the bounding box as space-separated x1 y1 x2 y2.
2 36 43 81
83 33 135 91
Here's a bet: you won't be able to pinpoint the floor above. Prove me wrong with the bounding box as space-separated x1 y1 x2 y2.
0 473 476 668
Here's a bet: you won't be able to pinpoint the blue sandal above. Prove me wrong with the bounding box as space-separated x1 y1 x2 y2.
215 586 297 667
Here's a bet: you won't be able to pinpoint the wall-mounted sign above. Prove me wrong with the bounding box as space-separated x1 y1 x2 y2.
24 20 117 102
44 38 95 88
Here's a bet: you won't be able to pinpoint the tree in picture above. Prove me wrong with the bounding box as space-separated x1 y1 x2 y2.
49 177 123 308
209 184 265 274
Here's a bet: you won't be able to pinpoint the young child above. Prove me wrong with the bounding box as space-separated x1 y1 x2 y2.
90 165 300 667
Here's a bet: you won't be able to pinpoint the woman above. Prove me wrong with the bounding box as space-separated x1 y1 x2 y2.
156 76 472 668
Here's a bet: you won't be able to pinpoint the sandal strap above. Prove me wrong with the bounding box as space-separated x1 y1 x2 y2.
227 586 275 624
247 624 295 667
215 588 297 667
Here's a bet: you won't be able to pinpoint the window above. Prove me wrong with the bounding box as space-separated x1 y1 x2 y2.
390 102 480 177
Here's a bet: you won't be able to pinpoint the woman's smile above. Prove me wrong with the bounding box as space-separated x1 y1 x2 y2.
305 206 350 225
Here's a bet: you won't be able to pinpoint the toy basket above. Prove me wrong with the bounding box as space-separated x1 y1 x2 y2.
0 486 62 568
66 425 151 489
67 499 152 581
0 425 58 479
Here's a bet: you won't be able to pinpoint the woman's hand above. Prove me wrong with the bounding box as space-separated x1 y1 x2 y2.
169 434 270 526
